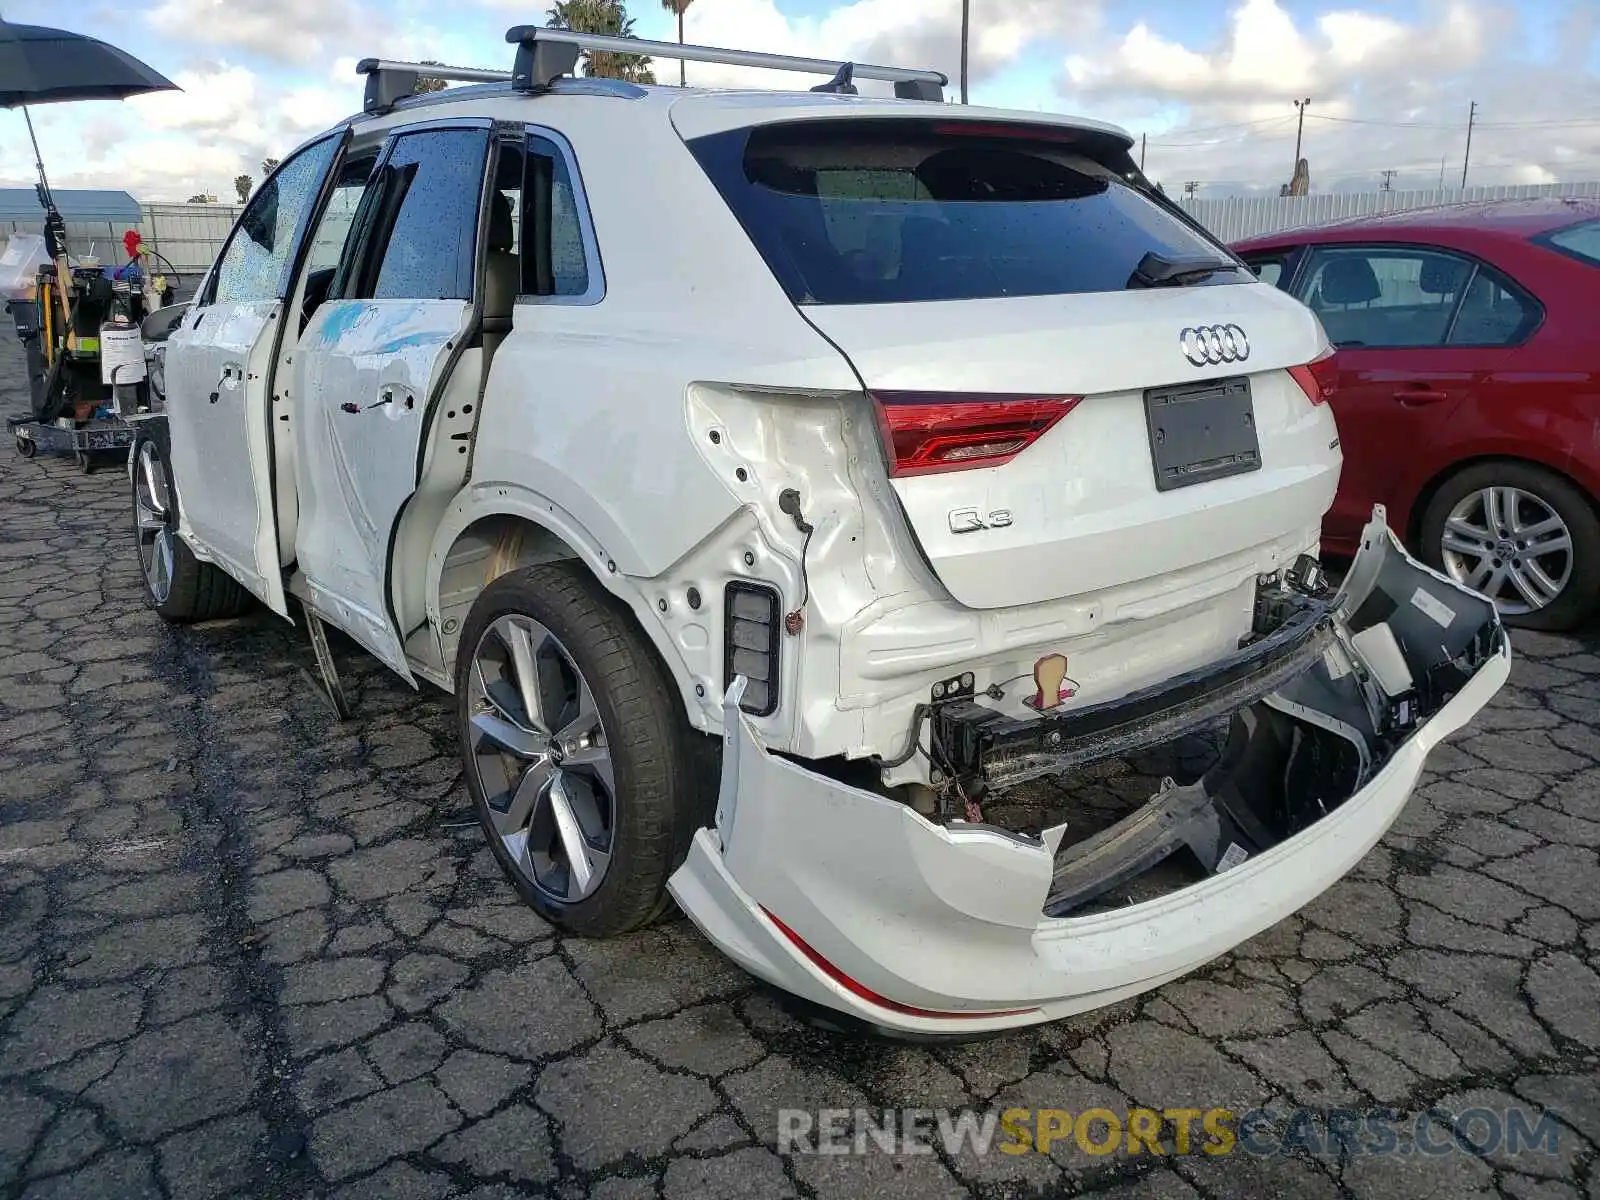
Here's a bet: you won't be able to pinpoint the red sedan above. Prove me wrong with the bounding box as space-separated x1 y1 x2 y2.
1235 198 1600 629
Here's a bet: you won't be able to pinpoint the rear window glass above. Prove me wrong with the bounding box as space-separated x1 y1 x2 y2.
1542 217 1600 267
688 120 1246 305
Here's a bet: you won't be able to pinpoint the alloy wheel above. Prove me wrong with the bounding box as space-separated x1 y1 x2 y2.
134 441 175 605
466 614 616 903
1439 485 1573 616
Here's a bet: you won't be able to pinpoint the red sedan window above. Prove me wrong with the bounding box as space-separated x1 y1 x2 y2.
1543 217 1600 267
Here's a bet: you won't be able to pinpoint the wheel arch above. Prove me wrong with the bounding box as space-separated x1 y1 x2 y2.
424 488 712 731
1405 453 1600 549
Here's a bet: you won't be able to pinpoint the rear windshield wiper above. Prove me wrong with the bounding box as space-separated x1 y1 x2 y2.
1127 251 1239 289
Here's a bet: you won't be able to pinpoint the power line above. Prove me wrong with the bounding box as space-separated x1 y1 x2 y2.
1146 130 1297 148
1156 113 1299 137
1306 112 1600 131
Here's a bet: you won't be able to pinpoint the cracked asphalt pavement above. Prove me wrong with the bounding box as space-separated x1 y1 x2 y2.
1 332 1598 1199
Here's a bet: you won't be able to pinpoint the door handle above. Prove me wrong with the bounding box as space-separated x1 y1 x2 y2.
1393 385 1450 407
209 364 245 403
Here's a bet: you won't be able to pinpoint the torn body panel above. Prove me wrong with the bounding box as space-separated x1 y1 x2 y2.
667 510 1508 1034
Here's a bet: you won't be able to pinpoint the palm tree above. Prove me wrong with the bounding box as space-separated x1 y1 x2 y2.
547 0 655 83
660 0 693 87
959 0 970 104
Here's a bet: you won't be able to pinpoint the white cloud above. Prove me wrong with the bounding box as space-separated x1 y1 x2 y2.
1059 0 1599 194
6 0 1596 203
666 0 1088 94
147 0 362 60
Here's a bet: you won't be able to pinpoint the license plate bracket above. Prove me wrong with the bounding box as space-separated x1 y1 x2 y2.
1145 376 1261 492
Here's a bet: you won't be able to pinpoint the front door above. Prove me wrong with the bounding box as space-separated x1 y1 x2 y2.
293 124 493 680
164 134 347 615
1291 244 1532 549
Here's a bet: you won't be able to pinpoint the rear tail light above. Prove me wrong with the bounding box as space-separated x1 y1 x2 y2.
1288 350 1338 406
871 391 1082 477
724 582 780 716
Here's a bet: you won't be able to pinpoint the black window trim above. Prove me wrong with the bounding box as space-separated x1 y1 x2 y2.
1286 239 1545 350
342 117 496 304
513 122 606 307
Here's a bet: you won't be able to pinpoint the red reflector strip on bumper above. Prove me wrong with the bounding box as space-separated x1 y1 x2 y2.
760 907 1040 1021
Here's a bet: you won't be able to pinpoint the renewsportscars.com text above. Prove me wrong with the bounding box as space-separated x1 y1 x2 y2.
778 1105 1567 1160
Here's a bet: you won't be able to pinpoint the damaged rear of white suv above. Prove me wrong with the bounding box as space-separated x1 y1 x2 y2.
137 31 1507 1039
649 103 1509 1034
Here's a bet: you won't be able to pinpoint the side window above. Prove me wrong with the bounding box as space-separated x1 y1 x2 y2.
1245 256 1289 289
522 133 595 299
305 152 379 276
1294 246 1472 348
366 128 489 301
208 136 343 305
1447 267 1541 346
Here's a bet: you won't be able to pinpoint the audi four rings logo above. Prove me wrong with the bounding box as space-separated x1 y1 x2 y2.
1179 324 1250 367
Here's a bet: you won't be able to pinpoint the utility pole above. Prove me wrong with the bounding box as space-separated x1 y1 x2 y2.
1183 180 1201 199
1439 156 1446 188
1461 100 1477 189
1380 169 1396 192
959 0 970 104
1140 133 1146 172
1292 97 1312 175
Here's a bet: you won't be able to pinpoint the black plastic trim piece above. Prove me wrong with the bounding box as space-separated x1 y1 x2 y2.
724 582 781 717
931 598 1335 792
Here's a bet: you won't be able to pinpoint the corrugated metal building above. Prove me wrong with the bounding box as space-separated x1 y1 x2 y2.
0 187 143 265
0 190 241 283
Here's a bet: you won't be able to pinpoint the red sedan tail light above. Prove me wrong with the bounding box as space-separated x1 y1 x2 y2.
871 391 1082 477
1289 349 1338 406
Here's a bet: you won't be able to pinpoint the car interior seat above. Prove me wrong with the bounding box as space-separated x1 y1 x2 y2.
1310 256 1382 345
480 190 518 361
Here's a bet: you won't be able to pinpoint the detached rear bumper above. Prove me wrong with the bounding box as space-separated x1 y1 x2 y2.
667 513 1509 1035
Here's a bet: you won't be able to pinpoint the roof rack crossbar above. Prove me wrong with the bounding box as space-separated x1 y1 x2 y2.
503 26 946 101
356 58 513 113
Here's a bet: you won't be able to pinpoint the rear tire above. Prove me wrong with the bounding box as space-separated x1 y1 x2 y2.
130 428 253 623
456 562 711 938
1418 461 1600 631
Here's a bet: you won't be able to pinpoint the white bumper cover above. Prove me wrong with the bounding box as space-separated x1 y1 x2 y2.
667 515 1510 1034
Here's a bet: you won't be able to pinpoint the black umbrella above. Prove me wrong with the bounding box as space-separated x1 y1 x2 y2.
0 20 177 422
0 19 177 219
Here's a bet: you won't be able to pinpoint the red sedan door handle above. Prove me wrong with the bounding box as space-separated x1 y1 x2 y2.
1394 384 1450 407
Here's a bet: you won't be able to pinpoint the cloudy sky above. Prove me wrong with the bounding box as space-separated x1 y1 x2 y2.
3 0 1597 202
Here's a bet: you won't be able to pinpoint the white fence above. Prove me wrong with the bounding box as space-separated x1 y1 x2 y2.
138 202 246 277
1181 181 1600 244
13 180 1600 286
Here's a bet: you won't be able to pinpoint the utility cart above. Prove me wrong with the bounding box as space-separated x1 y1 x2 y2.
5 230 175 472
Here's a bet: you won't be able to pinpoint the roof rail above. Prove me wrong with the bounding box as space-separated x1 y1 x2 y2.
356 59 512 113
503 26 947 101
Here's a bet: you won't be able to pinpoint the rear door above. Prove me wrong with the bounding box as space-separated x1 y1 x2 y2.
164 133 347 615
686 118 1333 610
293 122 493 680
1288 243 1541 548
